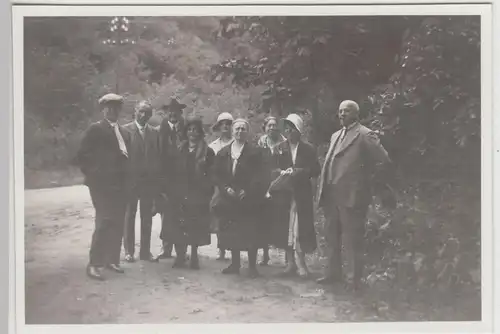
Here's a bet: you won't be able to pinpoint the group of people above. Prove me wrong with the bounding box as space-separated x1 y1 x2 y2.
77 92 393 291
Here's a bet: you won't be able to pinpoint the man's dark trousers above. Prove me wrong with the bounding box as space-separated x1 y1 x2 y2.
123 182 155 258
88 184 127 267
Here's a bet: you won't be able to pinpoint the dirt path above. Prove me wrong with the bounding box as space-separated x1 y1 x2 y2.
25 185 480 324
25 185 391 324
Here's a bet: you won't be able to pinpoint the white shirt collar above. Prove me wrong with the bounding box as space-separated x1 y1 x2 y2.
105 118 117 127
168 121 178 130
135 120 146 131
343 121 358 132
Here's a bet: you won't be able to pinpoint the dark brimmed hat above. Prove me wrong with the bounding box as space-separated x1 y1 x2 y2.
98 93 124 105
183 116 205 137
161 97 187 112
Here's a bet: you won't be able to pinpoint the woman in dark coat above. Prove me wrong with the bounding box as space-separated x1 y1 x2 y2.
166 116 215 269
212 118 269 278
267 113 320 278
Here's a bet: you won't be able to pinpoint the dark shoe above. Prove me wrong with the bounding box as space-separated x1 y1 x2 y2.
107 264 125 273
221 265 240 275
140 253 159 262
259 260 269 266
316 276 340 285
86 266 105 281
124 254 135 263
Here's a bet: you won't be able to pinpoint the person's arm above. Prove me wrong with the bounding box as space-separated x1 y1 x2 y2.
76 123 100 176
290 143 321 179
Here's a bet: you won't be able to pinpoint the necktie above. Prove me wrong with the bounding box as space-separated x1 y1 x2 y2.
340 127 347 142
114 124 128 158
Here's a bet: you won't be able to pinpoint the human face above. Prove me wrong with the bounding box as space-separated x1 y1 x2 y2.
233 122 248 143
265 119 279 139
104 103 122 123
338 102 359 127
187 124 201 142
135 106 152 126
167 110 182 124
219 120 232 137
283 122 300 143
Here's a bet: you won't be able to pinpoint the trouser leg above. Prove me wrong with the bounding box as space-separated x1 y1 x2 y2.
88 187 107 267
248 248 257 270
262 246 270 263
231 250 241 268
339 205 368 286
324 201 343 280
123 193 138 256
139 193 153 258
107 190 127 265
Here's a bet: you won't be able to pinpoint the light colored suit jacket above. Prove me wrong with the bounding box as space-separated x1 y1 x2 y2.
316 122 390 209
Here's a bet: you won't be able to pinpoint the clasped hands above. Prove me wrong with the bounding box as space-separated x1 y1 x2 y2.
280 167 294 176
226 187 246 200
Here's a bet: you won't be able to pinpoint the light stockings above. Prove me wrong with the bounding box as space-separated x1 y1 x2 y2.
283 247 309 277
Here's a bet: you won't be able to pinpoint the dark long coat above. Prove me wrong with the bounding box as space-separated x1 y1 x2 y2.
158 117 186 192
157 118 187 241
212 143 269 251
267 140 320 253
162 140 215 246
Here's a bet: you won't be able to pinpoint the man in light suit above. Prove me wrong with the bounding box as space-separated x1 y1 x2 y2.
77 93 131 281
316 100 392 290
123 101 162 263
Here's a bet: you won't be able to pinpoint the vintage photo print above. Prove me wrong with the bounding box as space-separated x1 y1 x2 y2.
10 2 494 334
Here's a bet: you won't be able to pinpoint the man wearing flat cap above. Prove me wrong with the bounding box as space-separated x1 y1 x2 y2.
316 100 394 291
122 101 162 263
155 97 188 261
77 93 131 281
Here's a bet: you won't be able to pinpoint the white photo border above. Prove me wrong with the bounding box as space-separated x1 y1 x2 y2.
10 2 495 334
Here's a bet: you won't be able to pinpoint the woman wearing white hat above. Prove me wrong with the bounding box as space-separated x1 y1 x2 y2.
209 112 234 260
267 113 320 279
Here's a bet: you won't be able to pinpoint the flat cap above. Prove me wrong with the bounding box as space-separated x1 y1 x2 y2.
98 93 124 105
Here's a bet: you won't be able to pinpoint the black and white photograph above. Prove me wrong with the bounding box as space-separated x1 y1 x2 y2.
11 2 494 332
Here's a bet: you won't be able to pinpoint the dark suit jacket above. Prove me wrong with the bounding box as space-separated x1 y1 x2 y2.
158 117 186 191
123 121 161 193
317 122 391 209
77 119 131 189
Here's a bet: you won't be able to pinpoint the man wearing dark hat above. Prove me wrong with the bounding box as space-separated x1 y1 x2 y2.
77 93 131 281
155 97 188 261
122 101 161 263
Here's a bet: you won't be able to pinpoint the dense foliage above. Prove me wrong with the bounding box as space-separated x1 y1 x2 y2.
24 16 481 316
